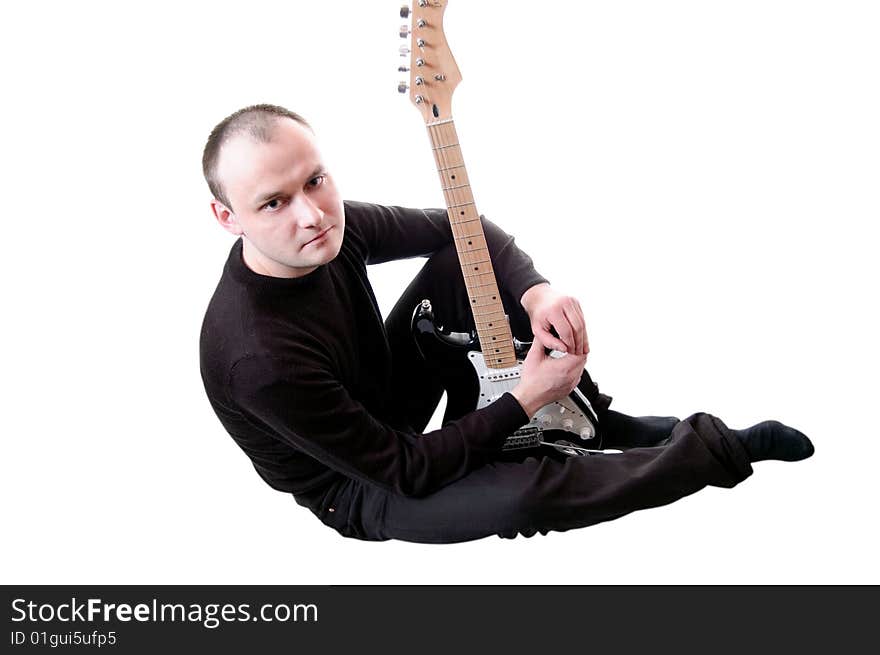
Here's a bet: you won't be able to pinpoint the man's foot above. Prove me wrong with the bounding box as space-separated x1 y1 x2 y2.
732 420 815 462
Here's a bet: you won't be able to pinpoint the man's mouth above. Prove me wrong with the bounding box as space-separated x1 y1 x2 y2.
304 226 332 247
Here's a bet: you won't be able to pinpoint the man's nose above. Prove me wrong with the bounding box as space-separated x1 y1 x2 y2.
292 195 324 228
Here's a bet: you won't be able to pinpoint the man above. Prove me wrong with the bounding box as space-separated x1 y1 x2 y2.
199 104 814 543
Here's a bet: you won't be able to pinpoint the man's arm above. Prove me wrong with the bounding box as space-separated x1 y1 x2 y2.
344 200 551 311
229 354 529 498
345 199 592 356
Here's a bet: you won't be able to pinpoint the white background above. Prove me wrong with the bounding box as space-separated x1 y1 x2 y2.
2 0 877 584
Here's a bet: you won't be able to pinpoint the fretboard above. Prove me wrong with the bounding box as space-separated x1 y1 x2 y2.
426 118 516 369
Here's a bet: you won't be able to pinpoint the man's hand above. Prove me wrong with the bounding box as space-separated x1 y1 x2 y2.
511 339 588 417
520 283 589 356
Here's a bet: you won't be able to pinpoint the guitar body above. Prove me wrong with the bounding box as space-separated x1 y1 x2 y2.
411 299 602 452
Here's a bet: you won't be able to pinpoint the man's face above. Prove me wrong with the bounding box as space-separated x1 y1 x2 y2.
211 118 345 278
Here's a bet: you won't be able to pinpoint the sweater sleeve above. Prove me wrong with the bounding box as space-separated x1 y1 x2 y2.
228 354 530 498
344 200 550 304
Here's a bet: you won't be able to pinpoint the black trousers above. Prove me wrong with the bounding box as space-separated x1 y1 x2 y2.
301 245 753 543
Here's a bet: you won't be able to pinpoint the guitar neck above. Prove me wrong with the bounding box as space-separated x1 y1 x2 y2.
427 118 517 369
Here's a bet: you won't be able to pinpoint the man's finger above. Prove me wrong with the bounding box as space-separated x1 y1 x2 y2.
536 326 567 353
521 337 546 369
561 303 586 354
550 311 577 354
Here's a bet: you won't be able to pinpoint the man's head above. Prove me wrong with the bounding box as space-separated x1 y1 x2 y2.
202 104 345 278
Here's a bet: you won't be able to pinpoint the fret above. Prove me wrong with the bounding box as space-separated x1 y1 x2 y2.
455 245 490 255
432 143 461 151
474 327 513 337
448 201 475 209
460 257 491 267
450 225 485 238
461 280 497 291
462 274 498 286
462 268 494 280
441 183 471 191
473 312 507 319
437 164 466 172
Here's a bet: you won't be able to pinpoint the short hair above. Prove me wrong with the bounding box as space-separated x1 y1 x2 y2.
202 103 311 210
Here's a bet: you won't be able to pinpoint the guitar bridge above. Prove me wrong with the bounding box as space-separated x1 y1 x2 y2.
502 427 543 451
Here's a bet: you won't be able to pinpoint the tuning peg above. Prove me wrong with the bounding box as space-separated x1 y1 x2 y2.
400 5 410 19
398 65 410 73
400 24 410 38
398 82 409 94
399 45 410 56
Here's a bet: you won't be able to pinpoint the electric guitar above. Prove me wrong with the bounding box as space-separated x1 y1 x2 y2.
398 1 604 455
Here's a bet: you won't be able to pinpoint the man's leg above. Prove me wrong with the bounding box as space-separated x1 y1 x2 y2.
600 410 679 448
314 410 752 543
383 244 478 431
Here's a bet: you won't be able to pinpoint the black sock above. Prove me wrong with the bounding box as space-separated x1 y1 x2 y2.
731 420 815 463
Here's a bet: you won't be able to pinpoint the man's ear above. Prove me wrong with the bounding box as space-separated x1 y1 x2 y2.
210 200 244 236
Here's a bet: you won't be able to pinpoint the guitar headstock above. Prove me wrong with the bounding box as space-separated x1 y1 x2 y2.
398 1 462 123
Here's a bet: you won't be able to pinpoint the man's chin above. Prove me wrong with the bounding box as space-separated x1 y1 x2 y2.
294 242 341 269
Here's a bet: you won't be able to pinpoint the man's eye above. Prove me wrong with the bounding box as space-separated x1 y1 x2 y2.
263 198 285 211
308 175 325 189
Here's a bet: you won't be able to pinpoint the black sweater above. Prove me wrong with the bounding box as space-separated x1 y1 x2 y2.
199 201 549 498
